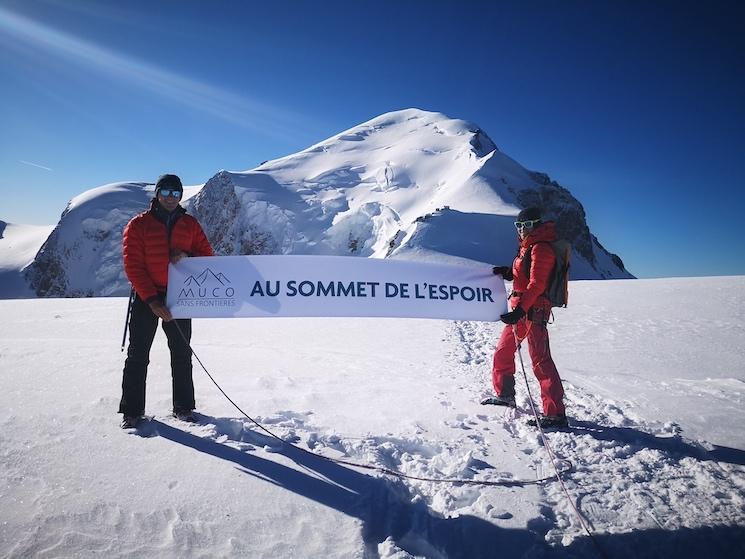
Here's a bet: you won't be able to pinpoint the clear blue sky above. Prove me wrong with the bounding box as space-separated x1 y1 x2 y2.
1 0 743 278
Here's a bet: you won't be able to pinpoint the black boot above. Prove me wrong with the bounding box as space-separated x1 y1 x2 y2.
527 414 569 429
480 395 516 408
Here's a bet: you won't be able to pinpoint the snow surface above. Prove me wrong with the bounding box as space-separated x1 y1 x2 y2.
1 276 744 558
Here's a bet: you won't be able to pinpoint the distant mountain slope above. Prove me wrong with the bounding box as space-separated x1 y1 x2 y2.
22 182 154 297
21 182 201 298
18 108 632 298
0 221 54 298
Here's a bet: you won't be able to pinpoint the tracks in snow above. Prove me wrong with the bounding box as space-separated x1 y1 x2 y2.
114 319 745 556
449 320 745 551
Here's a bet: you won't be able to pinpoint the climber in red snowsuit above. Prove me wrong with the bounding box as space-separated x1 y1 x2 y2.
483 207 567 428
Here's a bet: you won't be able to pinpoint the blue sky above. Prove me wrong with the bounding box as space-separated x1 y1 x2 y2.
1 0 743 278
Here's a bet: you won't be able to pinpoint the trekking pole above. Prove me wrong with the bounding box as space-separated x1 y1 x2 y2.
121 288 135 352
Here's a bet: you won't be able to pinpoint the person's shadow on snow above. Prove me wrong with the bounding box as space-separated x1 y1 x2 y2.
568 420 745 467
142 418 745 559
144 418 539 558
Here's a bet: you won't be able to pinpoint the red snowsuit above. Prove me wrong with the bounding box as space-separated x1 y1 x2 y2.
492 222 565 416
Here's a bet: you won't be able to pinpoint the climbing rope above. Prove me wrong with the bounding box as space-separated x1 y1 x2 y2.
172 321 570 488
513 322 609 559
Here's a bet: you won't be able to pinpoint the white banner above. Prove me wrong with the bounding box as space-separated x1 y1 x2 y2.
166 255 507 321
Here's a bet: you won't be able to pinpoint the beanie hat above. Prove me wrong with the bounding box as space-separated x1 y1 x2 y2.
517 207 542 223
155 174 183 193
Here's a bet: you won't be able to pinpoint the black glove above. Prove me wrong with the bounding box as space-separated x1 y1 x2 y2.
492 266 513 281
500 307 525 324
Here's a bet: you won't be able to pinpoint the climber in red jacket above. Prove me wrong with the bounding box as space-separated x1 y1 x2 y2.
119 174 213 429
482 207 567 428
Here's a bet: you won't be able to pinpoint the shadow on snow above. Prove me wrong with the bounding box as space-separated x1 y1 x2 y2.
145 419 539 558
569 420 745 467
142 418 745 558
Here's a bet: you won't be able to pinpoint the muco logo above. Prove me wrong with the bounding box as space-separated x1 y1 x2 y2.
176 268 236 307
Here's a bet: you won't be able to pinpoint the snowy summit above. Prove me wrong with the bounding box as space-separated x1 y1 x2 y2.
4 109 632 299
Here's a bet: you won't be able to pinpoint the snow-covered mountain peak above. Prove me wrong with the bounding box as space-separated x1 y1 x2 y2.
256 109 500 207
271 108 496 165
12 109 632 298
185 108 520 261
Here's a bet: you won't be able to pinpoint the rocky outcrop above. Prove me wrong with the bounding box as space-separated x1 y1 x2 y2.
513 178 630 277
188 171 244 255
24 223 71 297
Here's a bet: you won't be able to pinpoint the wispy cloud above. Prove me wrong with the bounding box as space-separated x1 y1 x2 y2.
0 7 322 141
20 160 53 171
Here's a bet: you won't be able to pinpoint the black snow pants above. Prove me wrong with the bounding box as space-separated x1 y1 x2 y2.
118 294 194 417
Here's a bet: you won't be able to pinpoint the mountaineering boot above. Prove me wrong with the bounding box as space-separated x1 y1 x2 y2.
120 415 142 429
174 410 198 423
480 395 516 408
527 414 569 429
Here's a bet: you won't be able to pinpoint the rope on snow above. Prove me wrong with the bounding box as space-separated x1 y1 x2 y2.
172 321 570 488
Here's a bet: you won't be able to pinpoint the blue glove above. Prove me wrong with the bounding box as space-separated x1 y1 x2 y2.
500 307 525 324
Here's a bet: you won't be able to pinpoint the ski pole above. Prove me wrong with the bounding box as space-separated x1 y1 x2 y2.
121 288 135 352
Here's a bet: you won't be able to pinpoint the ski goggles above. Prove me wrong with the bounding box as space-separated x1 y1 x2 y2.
514 219 540 230
158 189 182 199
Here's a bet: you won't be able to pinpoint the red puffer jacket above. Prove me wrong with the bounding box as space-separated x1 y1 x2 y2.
509 221 557 314
123 200 213 302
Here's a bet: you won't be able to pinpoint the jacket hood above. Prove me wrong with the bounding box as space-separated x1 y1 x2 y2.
519 221 557 248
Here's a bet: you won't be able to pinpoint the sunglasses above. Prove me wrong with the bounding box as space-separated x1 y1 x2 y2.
158 189 182 199
514 219 540 230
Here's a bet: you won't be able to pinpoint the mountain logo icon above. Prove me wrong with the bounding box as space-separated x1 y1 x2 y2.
183 268 232 287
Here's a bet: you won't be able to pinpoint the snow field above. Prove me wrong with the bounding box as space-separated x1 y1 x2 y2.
1 276 744 557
